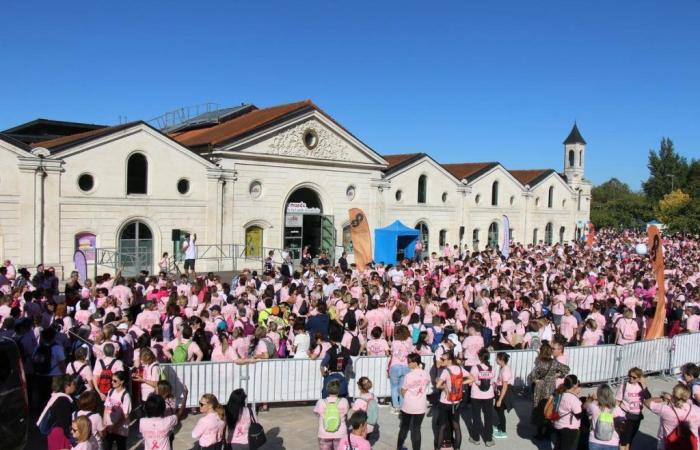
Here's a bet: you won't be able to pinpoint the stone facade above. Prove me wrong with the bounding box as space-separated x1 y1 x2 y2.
0 101 591 276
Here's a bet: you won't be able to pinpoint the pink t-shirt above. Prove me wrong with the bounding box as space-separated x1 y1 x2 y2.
559 315 578 340
401 368 431 414
139 415 178 450
687 315 700 332
390 339 414 368
337 434 371 450
313 396 349 439
496 365 514 388
211 346 238 362
226 407 255 445
365 338 389 356
553 392 582 430
470 364 495 400
67 361 93 391
615 382 644 414
581 328 603 346
649 401 700 441
615 318 639 344
104 389 132 436
462 335 484 367
585 403 625 446
192 412 225 447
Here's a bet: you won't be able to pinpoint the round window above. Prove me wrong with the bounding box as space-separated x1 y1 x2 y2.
177 178 190 195
78 173 94 192
249 181 262 199
395 189 403 201
346 185 356 201
475 194 481 205
442 192 448 203
303 129 318 149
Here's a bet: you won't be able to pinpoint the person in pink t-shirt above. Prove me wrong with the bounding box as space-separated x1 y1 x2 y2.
389 326 415 413
313 379 350 450
615 309 640 345
494 352 514 438
466 348 496 446
584 384 626 450
435 350 468 450
70 416 99 450
222 388 258 449
580 319 604 346
139 391 187 450
365 327 390 356
337 411 372 450
552 374 583 450
398 353 430 450
192 394 226 449
615 368 650 450
645 383 700 448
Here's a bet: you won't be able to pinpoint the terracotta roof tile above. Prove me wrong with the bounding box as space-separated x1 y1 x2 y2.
171 100 314 147
508 169 554 186
442 162 498 182
382 153 425 172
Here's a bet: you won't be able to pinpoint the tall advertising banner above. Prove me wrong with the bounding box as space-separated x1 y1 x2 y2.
348 208 372 271
586 223 596 248
73 250 88 282
645 225 666 339
501 215 510 258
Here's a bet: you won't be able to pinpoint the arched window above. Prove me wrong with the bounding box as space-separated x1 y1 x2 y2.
491 181 499 206
548 186 554 208
417 175 427 204
127 153 148 194
545 222 553 245
568 150 575 167
439 229 447 248
488 222 499 248
245 226 263 258
559 226 566 244
118 220 153 276
532 228 538 245
472 229 480 251
579 150 583 167
415 222 429 253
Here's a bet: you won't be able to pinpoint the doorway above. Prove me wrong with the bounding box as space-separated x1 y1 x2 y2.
284 187 333 260
118 220 153 276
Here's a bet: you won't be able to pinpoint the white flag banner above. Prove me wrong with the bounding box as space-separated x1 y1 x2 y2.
501 215 510 258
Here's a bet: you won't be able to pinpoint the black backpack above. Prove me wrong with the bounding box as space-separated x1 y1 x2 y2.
33 342 56 375
327 345 349 372
299 300 309 316
348 332 361 356
69 361 89 395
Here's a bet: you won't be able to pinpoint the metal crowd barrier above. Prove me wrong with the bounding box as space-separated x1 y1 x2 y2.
162 333 700 407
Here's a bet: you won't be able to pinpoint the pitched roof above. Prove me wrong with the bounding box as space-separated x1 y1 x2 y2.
509 169 556 187
31 122 140 153
563 123 586 145
0 133 31 152
171 100 316 148
382 153 427 174
442 162 499 182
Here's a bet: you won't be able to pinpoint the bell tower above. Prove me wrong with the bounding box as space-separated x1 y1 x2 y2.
563 122 586 185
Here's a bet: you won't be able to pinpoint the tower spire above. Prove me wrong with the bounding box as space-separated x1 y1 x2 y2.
563 123 586 145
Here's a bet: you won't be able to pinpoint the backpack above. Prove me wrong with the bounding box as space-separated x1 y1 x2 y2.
323 399 342 432
476 364 493 392
276 339 288 358
171 340 192 364
97 359 117 394
594 408 615 441
446 367 464 403
262 338 276 358
32 342 56 375
411 325 421 344
298 300 309 316
665 406 698 450
241 318 255 337
327 345 348 373
355 395 379 426
70 362 88 396
348 332 361 357
431 330 444 352
164 315 176 341
529 333 542 352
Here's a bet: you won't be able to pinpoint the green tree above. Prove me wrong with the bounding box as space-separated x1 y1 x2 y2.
642 138 689 202
590 178 652 229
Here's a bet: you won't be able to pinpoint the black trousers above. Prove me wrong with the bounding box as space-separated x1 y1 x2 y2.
553 428 579 450
494 400 507 432
468 397 494 443
397 412 424 450
435 403 461 450
104 433 127 450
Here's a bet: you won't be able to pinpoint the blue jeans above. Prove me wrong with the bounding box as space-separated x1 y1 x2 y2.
588 443 617 450
390 364 411 408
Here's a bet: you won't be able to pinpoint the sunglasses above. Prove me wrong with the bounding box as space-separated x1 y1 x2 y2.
199 402 207 407
112 379 120 383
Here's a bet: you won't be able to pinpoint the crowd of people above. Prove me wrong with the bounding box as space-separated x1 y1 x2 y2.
0 228 699 450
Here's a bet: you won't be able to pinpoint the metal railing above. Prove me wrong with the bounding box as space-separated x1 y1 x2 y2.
161 333 700 408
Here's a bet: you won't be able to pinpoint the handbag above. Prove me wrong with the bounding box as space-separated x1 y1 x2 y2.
248 406 267 450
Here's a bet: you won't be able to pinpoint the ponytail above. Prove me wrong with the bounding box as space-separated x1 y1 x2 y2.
555 374 579 395
478 348 491 370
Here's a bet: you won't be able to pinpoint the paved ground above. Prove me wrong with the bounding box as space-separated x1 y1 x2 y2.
26 375 676 450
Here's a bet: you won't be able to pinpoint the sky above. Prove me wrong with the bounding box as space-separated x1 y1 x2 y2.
1 1 698 189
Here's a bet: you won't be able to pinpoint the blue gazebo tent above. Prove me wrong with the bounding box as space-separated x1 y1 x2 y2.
373 220 421 265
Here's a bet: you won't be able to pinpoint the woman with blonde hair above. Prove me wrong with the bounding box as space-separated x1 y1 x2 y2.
583 384 625 450
616 367 650 450
70 415 98 450
192 393 226 449
645 383 700 449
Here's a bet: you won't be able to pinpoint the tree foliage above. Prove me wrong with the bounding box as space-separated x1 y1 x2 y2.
642 138 689 202
591 179 651 229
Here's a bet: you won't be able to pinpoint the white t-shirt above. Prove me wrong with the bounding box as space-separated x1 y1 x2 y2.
184 237 196 260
